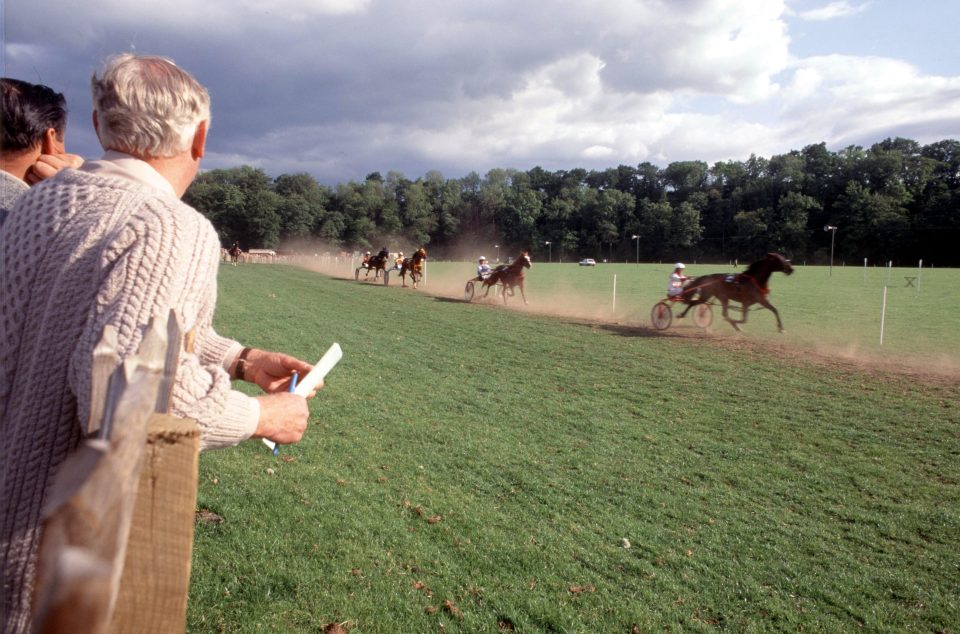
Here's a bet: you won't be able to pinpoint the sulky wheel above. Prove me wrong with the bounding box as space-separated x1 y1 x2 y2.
693 303 713 328
651 301 673 330
464 280 475 302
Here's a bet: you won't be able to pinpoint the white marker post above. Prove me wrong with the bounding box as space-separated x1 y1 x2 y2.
864 258 867 283
917 259 923 292
879 287 888 346
612 274 617 315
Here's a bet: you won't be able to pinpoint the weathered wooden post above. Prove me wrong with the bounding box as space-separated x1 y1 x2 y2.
32 311 200 634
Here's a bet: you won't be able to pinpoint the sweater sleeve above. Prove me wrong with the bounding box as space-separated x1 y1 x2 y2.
190 253 244 372
70 195 258 450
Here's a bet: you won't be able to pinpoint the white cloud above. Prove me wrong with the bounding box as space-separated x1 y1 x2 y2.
798 1 870 21
776 55 960 145
5 0 957 182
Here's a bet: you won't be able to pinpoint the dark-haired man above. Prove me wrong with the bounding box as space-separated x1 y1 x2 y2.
0 78 83 223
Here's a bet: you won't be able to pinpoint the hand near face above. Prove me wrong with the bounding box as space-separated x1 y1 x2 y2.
26 153 84 185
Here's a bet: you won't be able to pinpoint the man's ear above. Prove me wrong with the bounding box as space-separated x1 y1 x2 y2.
191 120 208 160
92 111 101 141
41 128 65 154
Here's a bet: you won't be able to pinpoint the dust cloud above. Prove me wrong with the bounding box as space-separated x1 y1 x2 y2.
288 251 959 383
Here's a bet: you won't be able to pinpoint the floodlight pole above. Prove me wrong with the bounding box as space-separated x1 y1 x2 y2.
824 225 837 276
545 241 552 263
631 234 640 265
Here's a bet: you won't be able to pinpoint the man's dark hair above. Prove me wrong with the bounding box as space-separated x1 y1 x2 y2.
1 78 68 153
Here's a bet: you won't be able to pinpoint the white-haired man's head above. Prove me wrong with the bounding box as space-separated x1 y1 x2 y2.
91 53 210 158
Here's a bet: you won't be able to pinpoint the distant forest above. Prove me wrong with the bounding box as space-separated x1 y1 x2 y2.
184 137 960 266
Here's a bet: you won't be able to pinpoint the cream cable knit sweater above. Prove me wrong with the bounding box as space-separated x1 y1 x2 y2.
0 171 29 226
0 167 258 632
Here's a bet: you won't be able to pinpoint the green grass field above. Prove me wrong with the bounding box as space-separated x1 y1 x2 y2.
187 262 959 633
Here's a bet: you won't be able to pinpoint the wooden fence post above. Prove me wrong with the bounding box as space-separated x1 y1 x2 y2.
109 415 199 633
32 311 199 634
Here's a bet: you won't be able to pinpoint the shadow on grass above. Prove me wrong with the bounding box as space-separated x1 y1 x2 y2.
571 322 668 338
564 320 720 340
329 276 392 289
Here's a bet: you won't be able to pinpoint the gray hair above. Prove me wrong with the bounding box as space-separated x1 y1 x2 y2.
91 53 210 158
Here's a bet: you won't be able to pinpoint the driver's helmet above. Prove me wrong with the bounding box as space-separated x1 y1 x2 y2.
674 262 685 270
365 251 371 255
478 256 487 262
398 251 404 256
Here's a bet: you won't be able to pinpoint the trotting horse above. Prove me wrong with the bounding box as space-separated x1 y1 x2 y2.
483 251 532 304
677 253 794 332
398 247 427 288
361 253 389 280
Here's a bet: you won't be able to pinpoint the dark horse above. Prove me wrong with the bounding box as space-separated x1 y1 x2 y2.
677 253 794 332
398 247 427 288
362 253 389 280
228 242 242 265
483 251 532 304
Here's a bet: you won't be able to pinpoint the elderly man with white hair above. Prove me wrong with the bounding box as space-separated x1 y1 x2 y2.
0 53 318 632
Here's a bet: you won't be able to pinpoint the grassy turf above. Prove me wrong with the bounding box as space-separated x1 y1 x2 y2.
187 262 959 633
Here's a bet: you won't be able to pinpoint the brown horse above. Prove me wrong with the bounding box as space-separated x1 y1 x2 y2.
483 251 532 304
677 253 794 332
399 247 427 288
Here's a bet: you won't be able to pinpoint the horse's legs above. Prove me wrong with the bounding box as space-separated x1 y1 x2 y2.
757 297 784 332
518 280 528 305
719 298 743 331
724 301 754 330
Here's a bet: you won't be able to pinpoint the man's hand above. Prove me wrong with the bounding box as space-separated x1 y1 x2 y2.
26 153 84 185
240 349 317 395
254 393 309 445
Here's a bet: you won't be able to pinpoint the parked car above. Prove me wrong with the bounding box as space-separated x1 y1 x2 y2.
578 258 597 266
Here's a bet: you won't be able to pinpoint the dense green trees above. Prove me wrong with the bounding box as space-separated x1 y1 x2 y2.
186 137 960 265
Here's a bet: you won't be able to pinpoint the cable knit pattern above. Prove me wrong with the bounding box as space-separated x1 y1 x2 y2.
0 169 258 632
0 171 30 227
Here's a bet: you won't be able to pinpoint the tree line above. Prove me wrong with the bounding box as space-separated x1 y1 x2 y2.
184 137 960 265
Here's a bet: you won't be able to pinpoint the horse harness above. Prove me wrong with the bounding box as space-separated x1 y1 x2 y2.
732 273 769 295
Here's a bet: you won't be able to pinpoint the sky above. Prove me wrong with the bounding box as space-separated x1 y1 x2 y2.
3 0 959 185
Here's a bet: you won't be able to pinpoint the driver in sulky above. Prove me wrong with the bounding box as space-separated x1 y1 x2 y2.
476 256 493 280
667 262 688 297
